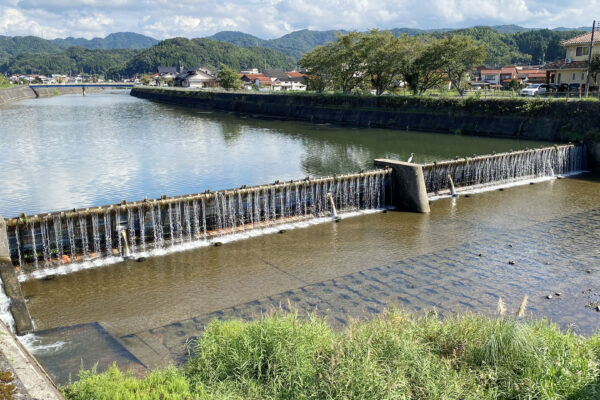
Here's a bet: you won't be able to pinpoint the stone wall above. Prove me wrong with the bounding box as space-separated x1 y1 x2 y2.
130 87 600 143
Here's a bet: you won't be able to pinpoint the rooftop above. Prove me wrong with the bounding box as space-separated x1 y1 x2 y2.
561 30 600 46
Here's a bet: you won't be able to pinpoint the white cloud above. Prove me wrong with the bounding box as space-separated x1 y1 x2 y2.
1 0 599 40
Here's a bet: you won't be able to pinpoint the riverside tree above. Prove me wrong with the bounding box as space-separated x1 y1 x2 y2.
359 30 407 95
433 35 486 96
399 38 447 95
300 31 365 93
218 64 242 90
301 31 486 96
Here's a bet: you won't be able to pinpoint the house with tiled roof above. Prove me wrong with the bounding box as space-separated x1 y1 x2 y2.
480 68 502 84
174 67 218 88
543 30 600 89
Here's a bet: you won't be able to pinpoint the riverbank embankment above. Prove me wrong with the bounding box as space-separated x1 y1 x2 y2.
0 321 64 399
131 88 600 172
0 86 36 106
0 86 105 106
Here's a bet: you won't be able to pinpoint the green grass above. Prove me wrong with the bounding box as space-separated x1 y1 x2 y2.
63 309 600 399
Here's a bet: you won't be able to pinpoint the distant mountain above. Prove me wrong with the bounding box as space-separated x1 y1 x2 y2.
0 47 139 75
0 32 157 66
208 31 264 47
0 35 61 64
552 26 589 32
207 29 345 60
206 26 588 65
108 37 297 78
52 32 158 50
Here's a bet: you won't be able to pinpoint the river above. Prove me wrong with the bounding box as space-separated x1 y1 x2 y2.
1 90 599 385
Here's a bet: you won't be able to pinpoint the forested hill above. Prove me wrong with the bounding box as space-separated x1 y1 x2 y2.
107 37 296 78
0 47 140 75
52 32 158 50
207 30 347 60
207 26 588 65
0 38 296 76
0 25 590 76
0 32 158 65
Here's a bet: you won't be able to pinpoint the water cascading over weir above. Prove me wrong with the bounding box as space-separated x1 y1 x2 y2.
421 144 586 195
3 169 391 281
0 144 587 335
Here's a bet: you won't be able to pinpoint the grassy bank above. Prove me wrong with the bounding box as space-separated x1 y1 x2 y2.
63 310 600 399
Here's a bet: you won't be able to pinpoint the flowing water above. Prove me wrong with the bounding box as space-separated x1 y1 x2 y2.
1 91 599 385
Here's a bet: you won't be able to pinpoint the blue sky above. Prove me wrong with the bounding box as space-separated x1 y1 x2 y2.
0 0 597 39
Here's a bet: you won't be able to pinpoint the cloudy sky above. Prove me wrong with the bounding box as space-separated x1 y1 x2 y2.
0 0 598 40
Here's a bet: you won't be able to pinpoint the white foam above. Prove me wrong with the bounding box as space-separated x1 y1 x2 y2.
428 172 585 201
18 208 383 282
0 281 15 333
18 333 67 353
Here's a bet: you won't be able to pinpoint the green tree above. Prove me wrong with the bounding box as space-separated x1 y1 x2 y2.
590 55 600 87
433 35 486 96
218 64 242 90
508 78 520 90
399 38 446 95
0 73 10 88
139 74 151 85
358 30 407 95
300 31 365 93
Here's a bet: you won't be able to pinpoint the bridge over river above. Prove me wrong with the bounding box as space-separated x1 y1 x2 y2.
29 83 134 89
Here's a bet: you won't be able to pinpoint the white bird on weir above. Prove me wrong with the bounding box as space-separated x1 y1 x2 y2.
407 153 414 163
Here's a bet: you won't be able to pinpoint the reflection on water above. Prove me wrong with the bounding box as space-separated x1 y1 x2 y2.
0 91 549 216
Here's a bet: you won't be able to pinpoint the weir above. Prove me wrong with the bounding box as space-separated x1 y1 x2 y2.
2 169 390 278
0 144 589 335
421 144 586 195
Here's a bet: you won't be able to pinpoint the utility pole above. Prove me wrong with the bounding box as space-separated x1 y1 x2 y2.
585 20 596 97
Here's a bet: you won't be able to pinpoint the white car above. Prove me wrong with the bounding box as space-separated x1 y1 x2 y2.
520 84 546 97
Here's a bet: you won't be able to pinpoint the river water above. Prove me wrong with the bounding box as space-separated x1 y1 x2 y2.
1 91 599 384
0 90 549 217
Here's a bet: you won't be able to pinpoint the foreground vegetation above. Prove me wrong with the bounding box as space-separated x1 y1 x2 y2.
64 309 600 399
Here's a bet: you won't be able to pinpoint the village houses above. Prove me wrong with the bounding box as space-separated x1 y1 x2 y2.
543 30 600 89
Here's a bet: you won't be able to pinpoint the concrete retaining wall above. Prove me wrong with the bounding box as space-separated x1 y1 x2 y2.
131 87 600 142
0 86 36 106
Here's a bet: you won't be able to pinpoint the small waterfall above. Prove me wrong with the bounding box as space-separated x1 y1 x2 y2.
422 145 586 194
4 169 390 277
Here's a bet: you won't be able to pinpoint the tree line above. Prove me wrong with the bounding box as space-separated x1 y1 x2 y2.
300 30 486 96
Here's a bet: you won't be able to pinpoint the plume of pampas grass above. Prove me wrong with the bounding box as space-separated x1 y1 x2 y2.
516 295 528 317
497 297 506 317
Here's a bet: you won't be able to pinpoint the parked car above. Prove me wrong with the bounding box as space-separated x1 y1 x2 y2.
520 84 547 96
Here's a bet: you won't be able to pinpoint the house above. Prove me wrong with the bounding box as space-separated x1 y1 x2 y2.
479 68 502 84
499 66 518 86
254 76 278 91
543 30 600 88
174 67 218 88
517 68 546 84
157 66 178 80
239 73 266 89
263 69 307 91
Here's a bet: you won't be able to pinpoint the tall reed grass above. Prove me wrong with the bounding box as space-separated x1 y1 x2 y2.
64 309 600 399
